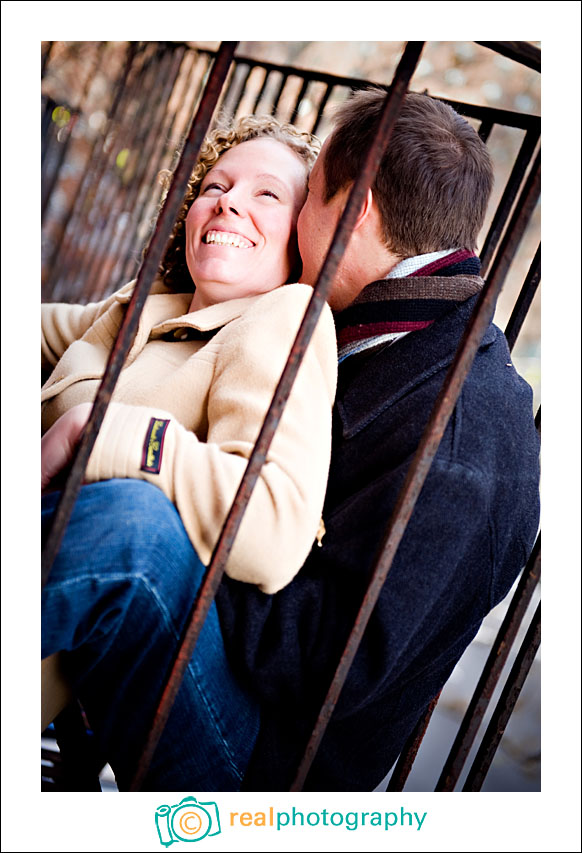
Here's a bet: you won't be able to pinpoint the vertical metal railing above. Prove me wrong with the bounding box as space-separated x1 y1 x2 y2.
41 39 541 793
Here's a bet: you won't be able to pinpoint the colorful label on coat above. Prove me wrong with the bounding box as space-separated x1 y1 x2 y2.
141 418 170 474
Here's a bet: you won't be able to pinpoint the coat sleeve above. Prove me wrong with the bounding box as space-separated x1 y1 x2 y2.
41 282 135 371
84 285 338 594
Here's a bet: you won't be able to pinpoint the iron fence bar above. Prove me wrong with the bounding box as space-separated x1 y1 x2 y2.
480 127 539 278
505 244 541 352
535 404 541 434
476 41 541 73
270 71 289 116
231 63 254 118
41 41 238 588
88 45 187 302
42 42 140 303
291 150 541 791
290 77 310 122
128 40 426 793
312 83 334 136
50 42 155 302
385 693 441 791
478 119 494 143
462 602 541 791
435 533 541 790
252 67 270 113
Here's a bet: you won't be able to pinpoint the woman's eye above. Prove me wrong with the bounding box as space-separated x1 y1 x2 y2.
203 182 224 193
259 189 279 200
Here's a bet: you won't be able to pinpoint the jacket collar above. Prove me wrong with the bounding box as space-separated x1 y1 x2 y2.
336 292 498 439
150 293 262 336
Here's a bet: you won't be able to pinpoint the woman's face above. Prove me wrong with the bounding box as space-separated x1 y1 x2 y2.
186 138 308 310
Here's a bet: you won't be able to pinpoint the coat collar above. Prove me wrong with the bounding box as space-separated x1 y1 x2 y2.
336 293 498 439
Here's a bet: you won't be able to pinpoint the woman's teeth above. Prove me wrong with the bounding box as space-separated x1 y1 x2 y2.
204 230 253 248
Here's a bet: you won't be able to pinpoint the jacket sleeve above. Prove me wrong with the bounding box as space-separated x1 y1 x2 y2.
41 282 136 371
84 285 338 594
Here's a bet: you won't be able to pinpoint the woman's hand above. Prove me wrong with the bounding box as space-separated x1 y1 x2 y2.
41 403 93 492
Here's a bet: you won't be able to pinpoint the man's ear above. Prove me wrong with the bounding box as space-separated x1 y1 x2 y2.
353 187 375 231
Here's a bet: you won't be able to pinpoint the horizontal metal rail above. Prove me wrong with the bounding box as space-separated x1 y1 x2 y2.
41 41 238 588
291 150 541 791
128 39 426 793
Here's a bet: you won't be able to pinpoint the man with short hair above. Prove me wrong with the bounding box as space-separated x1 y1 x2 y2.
215 89 540 790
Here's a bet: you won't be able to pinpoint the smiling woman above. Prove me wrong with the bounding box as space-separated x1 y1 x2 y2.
41 116 338 789
186 138 310 309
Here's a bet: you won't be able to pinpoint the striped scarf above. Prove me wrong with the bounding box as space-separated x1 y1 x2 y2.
336 249 483 364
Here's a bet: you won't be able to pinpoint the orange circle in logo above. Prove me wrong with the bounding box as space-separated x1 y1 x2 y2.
179 810 202 836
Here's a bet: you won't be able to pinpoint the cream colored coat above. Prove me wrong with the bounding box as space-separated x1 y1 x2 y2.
41 280 337 594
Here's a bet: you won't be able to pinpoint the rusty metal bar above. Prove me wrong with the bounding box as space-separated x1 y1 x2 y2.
478 119 494 143
505 244 541 352
270 71 289 116
291 150 541 791
385 693 441 791
462 602 541 791
435 534 541 790
128 40 426 793
312 83 333 136
252 67 270 112
476 41 541 73
290 77 310 122
480 128 539 278
535 404 541 434
41 41 238 588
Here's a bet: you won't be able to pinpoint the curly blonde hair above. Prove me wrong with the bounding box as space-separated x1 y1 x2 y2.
158 115 320 292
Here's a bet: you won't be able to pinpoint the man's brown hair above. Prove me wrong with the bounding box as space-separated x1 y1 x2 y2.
323 88 494 257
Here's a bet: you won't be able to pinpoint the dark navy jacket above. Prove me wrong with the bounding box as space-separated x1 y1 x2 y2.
216 291 540 791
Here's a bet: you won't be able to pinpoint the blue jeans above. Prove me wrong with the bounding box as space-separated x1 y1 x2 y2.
41 479 260 791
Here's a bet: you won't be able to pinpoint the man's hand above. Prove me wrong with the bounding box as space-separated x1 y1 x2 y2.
41 403 93 492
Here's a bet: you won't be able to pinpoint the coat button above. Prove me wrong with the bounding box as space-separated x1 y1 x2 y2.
174 329 190 341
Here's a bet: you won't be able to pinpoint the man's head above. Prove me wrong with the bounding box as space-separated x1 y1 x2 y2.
298 88 494 310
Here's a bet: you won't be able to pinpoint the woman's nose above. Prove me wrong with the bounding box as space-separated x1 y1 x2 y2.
214 189 240 216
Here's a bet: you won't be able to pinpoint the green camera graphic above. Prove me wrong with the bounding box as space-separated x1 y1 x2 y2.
155 796 221 846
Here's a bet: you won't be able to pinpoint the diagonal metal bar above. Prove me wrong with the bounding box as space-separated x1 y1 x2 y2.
505 243 541 352
290 151 541 791
435 533 541 790
480 128 539 277
462 602 541 791
128 40 426 793
41 41 238 589
476 41 541 73
385 692 441 791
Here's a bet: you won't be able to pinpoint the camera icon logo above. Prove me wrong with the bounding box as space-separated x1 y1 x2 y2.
155 796 222 846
